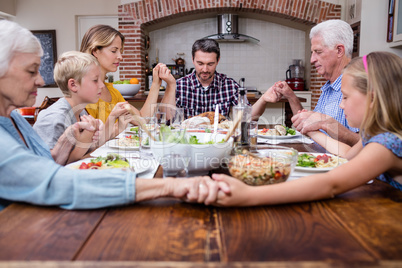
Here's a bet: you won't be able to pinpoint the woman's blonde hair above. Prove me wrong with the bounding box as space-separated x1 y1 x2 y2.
343 51 402 140
80 24 125 55
54 51 99 97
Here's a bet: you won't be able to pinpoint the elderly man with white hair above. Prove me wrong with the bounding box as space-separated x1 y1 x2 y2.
273 19 360 146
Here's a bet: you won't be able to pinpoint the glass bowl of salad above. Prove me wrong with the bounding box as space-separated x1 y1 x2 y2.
228 145 298 186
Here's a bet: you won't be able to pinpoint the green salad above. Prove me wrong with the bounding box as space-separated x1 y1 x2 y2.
285 127 296 135
78 153 130 169
129 126 139 134
91 153 130 168
159 125 224 144
297 153 316 167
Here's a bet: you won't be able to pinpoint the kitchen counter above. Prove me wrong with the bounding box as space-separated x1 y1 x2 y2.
125 92 306 103
126 92 307 127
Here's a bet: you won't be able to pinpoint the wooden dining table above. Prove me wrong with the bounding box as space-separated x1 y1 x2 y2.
0 142 401 268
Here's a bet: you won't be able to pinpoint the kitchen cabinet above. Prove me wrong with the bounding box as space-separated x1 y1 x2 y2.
255 103 284 126
294 91 312 111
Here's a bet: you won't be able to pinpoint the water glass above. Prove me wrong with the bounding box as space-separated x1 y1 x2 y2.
170 107 184 129
160 130 190 178
249 121 258 146
161 152 189 178
139 117 156 158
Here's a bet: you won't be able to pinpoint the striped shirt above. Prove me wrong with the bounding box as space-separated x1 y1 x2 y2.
176 71 240 119
314 74 359 132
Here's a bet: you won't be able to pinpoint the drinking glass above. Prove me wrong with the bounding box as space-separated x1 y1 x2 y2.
153 103 170 126
139 117 156 158
160 131 190 178
249 121 258 146
170 107 184 129
161 151 189 178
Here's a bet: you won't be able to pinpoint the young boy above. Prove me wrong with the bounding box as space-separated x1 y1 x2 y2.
34 51 111 164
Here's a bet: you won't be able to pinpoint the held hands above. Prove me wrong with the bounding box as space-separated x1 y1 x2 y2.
107 102 138 138
109 102 138 119
274 81 295 99
157 63 176 85
211 174 254 207
169 174 253 206
70 115 98 149
262 82 283 103
169 176 231 205
291 110 331 134
151 63 176 89
261 81 295 104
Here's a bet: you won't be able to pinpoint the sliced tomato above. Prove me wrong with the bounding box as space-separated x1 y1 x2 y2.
261 128 268 133
79 162 89 169
316 154 330 163
274 171 282 180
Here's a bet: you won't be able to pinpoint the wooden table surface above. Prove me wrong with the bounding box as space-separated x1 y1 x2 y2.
0 143 401 268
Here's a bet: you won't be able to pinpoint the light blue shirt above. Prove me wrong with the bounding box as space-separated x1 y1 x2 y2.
0 110 136 210
313 74 359 132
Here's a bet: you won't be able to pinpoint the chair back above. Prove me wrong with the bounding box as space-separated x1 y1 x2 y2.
34 96 58 122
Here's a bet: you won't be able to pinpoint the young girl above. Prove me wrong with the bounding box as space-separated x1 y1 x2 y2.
212 51 402 206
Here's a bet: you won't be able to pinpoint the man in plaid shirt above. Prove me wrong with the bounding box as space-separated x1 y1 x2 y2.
176 39 240 119
174 39 284 121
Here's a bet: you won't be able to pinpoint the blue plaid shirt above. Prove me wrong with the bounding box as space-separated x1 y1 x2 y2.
314 74 359 132
176 71 240 119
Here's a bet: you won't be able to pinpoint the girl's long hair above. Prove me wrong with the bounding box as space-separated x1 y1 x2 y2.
343 52 402 140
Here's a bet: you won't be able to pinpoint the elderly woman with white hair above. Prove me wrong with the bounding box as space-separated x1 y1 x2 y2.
0 20 228 210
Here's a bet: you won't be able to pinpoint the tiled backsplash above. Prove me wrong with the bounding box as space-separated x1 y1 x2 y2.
149 17 306 92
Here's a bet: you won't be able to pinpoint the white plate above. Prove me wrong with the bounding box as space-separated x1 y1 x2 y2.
130 158 154 175
258 130 302 139
295 153 347 172
66 157 151 174
107 139 139 150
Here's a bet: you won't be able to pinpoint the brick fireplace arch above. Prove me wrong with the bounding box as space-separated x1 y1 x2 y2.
118 0 341 107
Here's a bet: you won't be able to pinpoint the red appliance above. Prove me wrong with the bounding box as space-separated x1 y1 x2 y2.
285 60 305 91
286 78 305 91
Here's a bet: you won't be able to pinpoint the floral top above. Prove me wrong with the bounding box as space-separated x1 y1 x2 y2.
363 132 402 190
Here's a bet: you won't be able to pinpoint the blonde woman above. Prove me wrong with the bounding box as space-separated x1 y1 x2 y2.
80 25 176 129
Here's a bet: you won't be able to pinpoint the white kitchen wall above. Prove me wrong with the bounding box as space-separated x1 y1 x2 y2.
149 18 306 92
8 0 120 107
360 0 402 57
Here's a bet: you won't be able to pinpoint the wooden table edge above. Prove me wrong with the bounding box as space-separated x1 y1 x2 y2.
1 260 400 268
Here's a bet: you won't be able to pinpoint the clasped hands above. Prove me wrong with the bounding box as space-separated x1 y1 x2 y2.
168 173 258 207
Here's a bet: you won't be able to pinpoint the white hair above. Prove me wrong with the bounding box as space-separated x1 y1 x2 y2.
310 19 353 58
0 20 43 77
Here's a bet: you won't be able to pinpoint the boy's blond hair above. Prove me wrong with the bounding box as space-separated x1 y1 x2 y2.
54 51 99 97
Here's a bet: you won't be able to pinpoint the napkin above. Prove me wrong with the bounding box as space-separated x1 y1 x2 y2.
257 135 314 145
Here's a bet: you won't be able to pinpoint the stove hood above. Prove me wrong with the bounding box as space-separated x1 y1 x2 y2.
204 14 260 43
